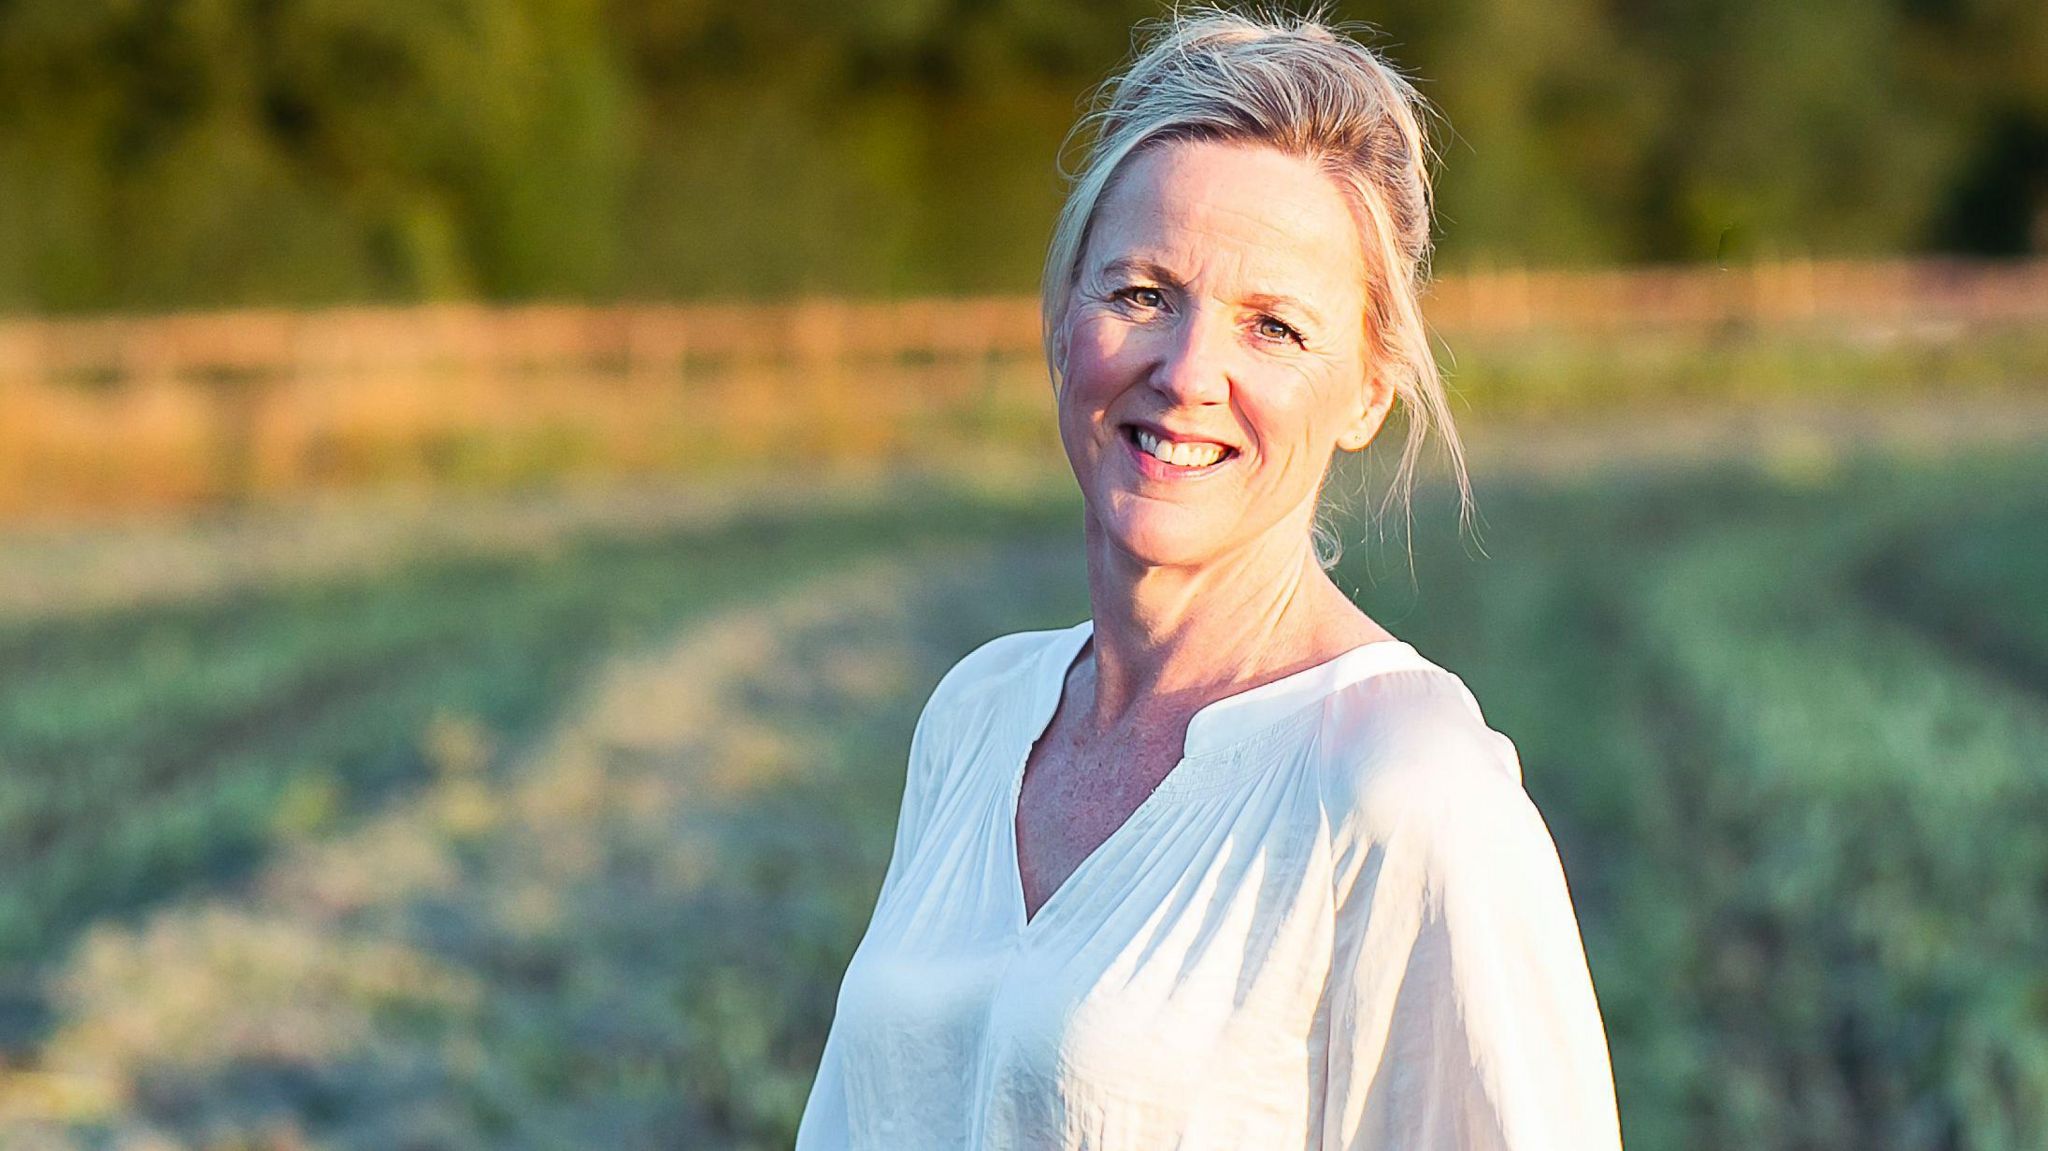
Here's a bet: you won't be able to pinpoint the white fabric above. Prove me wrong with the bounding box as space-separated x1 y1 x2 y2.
795 619 1622 1150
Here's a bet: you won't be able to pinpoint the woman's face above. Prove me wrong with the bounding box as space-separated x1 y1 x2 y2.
1057 137 1390 572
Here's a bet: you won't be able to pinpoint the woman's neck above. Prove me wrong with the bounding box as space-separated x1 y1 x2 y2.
1078 515 1387 736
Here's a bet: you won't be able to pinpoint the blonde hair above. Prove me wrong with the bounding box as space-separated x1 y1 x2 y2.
1040 4 1474 568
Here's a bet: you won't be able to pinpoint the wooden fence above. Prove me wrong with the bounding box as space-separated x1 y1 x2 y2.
1 258 2044 521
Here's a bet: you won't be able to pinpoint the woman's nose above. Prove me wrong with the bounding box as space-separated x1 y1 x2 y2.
1148 307 1232 406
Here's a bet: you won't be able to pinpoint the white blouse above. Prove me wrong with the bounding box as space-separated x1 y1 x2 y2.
794 619 1621 1150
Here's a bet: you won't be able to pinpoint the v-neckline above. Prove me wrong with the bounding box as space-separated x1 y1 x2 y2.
1005 619 1423 933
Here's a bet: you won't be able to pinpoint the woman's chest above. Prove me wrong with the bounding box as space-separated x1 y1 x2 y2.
1012 719 1184 927
843 740 1344 1142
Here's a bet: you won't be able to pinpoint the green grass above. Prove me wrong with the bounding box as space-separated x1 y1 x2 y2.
1440 321 2048 419
1 439 2044 1150
0 483 1076 970
1331 444 2048 1151
0 529 1092 1150
1623 507 2048 1150
1853 492 2048 691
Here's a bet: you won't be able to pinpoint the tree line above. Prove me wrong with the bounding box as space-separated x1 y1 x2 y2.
0 0 2041 313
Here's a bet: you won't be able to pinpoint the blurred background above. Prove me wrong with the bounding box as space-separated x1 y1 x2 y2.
0 1 2044 1148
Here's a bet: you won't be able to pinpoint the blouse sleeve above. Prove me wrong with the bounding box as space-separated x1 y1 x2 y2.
793 1017 851 1149
1316 745 1623 1151
794 662 958 1150
860 679 948 913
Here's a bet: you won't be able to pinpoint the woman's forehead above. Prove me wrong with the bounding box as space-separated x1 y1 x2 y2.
1085 139 1366 299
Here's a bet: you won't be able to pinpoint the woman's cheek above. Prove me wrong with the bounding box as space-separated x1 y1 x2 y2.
1062 317 1127 397
1238 392 1325 490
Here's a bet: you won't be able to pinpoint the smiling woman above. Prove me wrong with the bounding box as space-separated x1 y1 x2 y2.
1043 4 1476 571
796 8 1623 1150
1058 139 1383 572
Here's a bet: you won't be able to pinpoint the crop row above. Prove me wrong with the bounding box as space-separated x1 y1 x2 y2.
1854 492 2048 693
1328 446 2048 1150
0 488 1074 966
1605 470 2048 1151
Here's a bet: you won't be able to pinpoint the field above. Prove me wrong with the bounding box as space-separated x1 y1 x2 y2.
5 261 2047 523
0 415 2043 1149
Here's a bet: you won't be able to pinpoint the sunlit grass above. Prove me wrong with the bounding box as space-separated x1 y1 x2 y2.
0 435 2043 1149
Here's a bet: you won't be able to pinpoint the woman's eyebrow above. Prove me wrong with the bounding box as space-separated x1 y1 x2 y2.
1099 257 1326 328
1099 256 1179 283
1243 291 1324 329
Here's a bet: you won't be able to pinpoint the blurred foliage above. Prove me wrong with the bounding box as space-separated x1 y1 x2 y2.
0 0 2044 312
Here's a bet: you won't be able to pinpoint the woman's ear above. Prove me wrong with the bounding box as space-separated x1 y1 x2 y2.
1336 372 1395 453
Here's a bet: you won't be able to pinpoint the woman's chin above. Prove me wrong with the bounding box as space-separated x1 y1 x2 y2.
1093 507 1223 569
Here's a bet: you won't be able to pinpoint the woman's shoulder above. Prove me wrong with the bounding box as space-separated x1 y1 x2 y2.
920 620 1085 724
891 623 1084 838
1312 660 1550 869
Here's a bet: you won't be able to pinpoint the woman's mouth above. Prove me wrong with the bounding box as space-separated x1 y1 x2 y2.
1122 424 1238 477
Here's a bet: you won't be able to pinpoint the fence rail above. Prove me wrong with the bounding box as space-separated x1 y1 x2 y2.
2 258 2045 521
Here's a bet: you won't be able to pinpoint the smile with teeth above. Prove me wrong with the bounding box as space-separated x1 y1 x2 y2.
1129 426 1234 468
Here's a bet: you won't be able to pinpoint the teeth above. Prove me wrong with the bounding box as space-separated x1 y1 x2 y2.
1134 428 1227 468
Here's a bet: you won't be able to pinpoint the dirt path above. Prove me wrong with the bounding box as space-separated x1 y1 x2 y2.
0 536 1083 1150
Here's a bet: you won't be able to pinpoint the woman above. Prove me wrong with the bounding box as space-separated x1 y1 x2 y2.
796 9 1622 1149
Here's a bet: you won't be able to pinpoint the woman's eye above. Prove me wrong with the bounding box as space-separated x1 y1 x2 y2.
1117 286 1166 310
1255 316 1304 346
